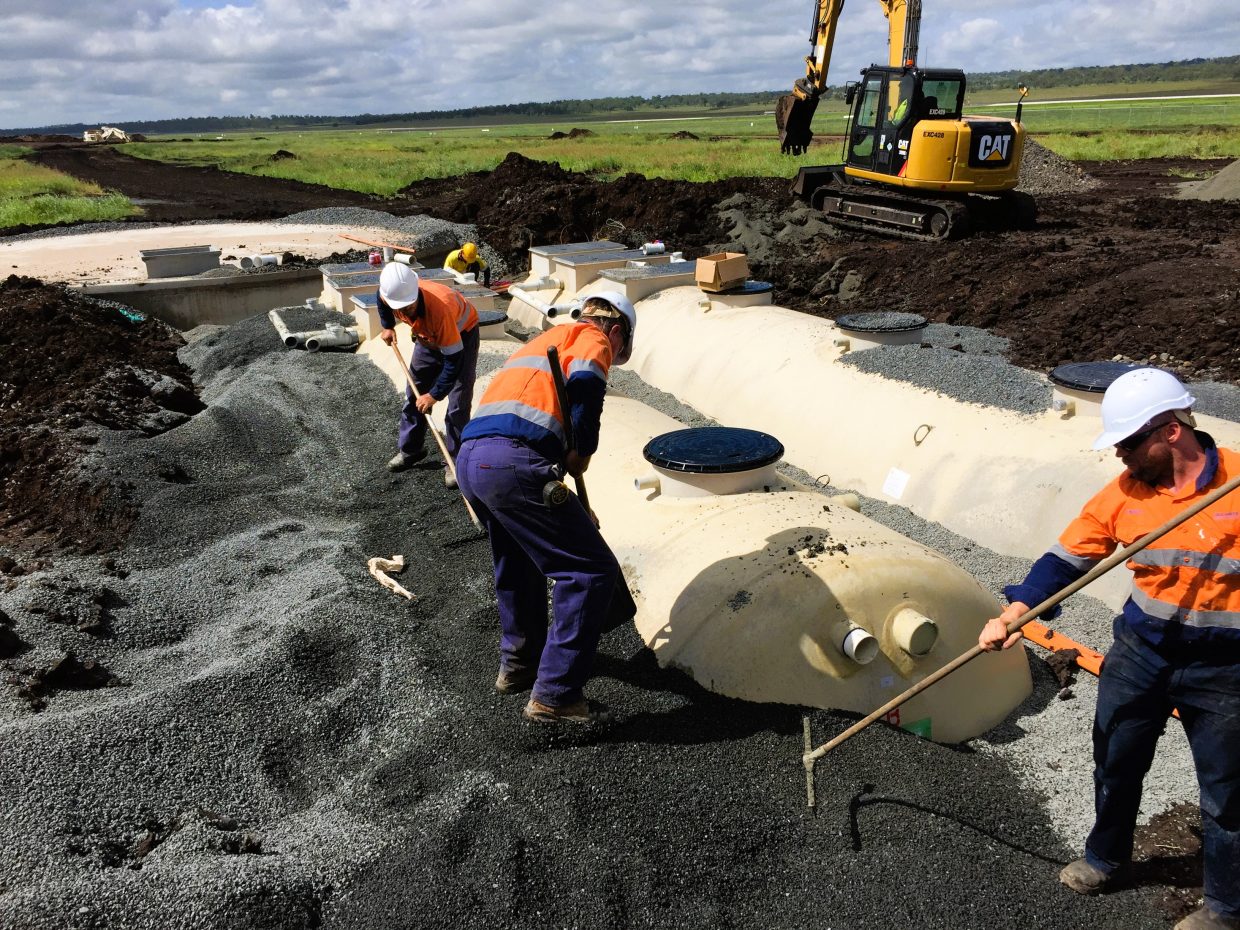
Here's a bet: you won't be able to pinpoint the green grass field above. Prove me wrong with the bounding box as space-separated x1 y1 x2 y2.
0 145 137 228
8 80 1240 228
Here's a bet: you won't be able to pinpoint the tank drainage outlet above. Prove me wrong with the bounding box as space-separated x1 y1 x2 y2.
837 623 879 665
891 607 939 656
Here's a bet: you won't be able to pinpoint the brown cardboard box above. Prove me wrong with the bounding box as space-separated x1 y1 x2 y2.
695 252 749 292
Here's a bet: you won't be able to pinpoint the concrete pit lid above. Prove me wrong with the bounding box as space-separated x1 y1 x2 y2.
1049 361 1146 394
835 311 927 334
477 310 508 326
643 427 783 474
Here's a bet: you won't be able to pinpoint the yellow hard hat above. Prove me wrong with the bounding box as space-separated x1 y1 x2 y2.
461 242 478 262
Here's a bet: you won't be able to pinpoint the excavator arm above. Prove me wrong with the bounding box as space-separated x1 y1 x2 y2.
776 0 922 155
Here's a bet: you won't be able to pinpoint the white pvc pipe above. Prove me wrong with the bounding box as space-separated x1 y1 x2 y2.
508 284 580 321
839 625 880 665
305 324 359 352
241 253 280 269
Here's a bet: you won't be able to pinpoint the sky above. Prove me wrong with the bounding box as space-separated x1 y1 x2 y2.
0 0 1237 130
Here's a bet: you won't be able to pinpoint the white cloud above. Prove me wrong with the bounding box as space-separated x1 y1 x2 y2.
0 0 1237 129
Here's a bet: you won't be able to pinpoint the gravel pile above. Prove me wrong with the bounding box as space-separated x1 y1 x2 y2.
1178 157 1240 201
0 312 1172 929
1018 139 1101 196
273 208 509 280
840 342 1053 414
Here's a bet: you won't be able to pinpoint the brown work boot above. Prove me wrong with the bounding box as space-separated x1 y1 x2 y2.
522 697 606 725
1059 858 1125 895
1175 907 1240 930
494 667 537 694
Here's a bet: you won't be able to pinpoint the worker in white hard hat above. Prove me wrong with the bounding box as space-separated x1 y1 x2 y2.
454 292 637 725
979 367 1240 930
376 263 481 488
443 241 490 287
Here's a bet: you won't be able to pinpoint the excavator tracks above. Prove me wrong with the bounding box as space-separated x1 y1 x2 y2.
809 172 970 241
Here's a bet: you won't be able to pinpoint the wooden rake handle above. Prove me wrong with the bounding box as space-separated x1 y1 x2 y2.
390 342 483 532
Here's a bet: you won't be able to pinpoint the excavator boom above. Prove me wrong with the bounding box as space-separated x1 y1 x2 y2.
776 0 921 155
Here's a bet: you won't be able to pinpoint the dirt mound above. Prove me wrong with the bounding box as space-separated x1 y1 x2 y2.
0 276 203 554
0 134 79 144
1179 157 1240 201
1018 139 1100 195
400 151 785 269
566 127 595 138
669 131 700 140
267 149 297 162
548 131 568 139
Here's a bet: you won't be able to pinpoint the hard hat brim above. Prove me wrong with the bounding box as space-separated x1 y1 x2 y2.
1092 428 1133 451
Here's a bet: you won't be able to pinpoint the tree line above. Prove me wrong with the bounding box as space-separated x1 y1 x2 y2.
7 55 1239 136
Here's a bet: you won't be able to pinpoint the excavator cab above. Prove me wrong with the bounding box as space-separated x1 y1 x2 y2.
844 67 963 179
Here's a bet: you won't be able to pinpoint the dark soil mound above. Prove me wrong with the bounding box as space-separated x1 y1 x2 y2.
0 276 203 554
548 131 568 140
400 151 785 270
566 127 595 138
268 149 298 162
669 131 700 140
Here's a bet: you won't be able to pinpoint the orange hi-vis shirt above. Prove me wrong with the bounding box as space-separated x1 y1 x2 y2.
393 279 479 355
1051 438 1240 639
461 322 613 459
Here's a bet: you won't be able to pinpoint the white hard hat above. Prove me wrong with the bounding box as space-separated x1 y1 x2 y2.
582 290 637 347
379 263 419 309
1092 368 1195 451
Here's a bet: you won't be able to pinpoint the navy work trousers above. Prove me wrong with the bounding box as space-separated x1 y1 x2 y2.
455 436 620 707
397 327 479 459
1085 617 1240 919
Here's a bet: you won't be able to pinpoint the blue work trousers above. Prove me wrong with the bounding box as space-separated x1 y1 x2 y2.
455 437 620 707
1085 618 1240 919
397 328 479 459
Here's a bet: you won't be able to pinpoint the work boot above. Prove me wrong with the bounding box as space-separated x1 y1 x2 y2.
522 697 608 725
386 447 428 472
1058 858 1125 895
1175 907 1240 930
444 469 458 490
494 667 537 694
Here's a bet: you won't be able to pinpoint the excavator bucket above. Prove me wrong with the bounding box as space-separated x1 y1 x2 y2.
776 93 819 156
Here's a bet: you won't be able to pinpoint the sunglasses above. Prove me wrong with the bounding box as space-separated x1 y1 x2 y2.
1115 422 1167 453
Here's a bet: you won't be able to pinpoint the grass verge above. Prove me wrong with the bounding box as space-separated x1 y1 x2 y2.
0 149 137 228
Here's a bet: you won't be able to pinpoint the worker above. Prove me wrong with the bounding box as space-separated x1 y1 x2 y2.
376 263 480 489
979 368 1240 930
443 241 491 288
454 292 637 725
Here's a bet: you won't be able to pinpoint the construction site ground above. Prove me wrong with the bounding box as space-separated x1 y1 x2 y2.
1 141 1238 929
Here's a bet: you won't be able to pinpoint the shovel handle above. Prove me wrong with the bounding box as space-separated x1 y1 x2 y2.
546 345 594 520
803 471 1240 768
390 342 483 532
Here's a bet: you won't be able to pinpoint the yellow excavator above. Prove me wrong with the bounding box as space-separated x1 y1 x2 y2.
776 0 1033 239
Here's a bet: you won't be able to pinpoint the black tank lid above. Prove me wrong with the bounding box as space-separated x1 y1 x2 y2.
1049 361 1144 393
477 310 509 326
835 311 927 333
642 427 784 474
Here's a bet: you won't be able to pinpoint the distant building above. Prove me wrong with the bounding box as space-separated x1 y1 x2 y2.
83 126 130 143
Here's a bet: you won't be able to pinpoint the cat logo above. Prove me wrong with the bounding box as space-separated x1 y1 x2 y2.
976 134 1012 162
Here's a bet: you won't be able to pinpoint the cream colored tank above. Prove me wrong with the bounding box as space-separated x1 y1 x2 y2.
591 397 1033 744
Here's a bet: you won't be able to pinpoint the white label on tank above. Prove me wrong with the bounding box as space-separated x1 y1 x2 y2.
883 467 910 500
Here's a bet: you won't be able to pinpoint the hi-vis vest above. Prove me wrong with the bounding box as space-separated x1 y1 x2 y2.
394 279 478 355
463 323 612 455
1052 445 1240 631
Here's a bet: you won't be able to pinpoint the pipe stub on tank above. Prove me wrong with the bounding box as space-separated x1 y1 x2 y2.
643 427 783 474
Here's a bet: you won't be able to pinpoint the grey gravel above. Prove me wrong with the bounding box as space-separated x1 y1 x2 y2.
841 343 1054 414
0 313 1171 930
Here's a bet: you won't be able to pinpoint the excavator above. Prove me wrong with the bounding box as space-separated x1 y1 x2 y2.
775 0 1033 240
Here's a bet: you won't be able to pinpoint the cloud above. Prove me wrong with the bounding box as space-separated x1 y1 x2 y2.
0 0 1237 129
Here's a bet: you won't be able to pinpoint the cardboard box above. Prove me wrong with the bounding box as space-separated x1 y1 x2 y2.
695 252 749 293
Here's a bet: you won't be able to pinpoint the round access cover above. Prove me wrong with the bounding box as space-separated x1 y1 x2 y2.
835 311 927 333
1049 361 1146 393
477 310 509 326
643 427 784 474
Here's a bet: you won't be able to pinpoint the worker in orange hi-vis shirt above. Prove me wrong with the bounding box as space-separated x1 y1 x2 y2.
979 368 1240 930
376 263 479 489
